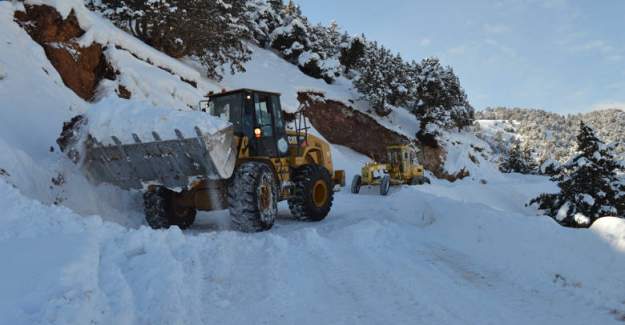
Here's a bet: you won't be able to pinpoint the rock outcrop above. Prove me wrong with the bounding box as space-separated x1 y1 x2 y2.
15 5 114 101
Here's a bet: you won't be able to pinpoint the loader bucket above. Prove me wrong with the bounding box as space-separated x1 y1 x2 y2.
81 126 237 190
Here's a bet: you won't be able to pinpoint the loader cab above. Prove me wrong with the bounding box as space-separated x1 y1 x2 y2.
205 89 289 158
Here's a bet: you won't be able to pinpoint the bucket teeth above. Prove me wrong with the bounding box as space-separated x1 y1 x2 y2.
81 125 237 190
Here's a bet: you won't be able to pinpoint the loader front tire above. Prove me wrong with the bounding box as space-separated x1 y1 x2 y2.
228 162 278 233
143 186 196 230
288 165 334 222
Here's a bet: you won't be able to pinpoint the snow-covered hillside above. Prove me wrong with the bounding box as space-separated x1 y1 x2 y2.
476 107 625 162
1 1 625 324
474 120 521 158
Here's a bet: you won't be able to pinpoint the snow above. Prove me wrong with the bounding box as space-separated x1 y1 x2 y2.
0 1 85 161
591 217 625 252
3 172 625 324
26 0 212 89
85 97 230 145
557 203 570 222
100 47 218 109
0 60 6 80
24 0 221 110
580 193 596 206
574 213 591 226
0 0 213 223
439 130 502 180
2 0 625 324
474 119 521 154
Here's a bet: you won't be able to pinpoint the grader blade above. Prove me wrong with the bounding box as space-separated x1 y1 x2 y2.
82 126 237 190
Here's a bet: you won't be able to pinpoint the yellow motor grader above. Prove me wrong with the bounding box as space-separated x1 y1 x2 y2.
64 89 345 232
351 144 429 196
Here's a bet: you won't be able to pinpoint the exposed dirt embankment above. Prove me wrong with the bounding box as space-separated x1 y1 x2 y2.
298 92 469 181
14 5 114 101
299 92 410 162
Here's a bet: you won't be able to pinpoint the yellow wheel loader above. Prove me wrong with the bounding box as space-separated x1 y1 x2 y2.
351 144 429 196
64 89 345 232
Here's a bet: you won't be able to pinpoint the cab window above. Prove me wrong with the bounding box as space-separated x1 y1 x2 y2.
255 95 273 137
271 95 284 130
208 94 242 131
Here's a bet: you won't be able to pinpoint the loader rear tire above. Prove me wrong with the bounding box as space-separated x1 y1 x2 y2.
143 187 196 230
288 165 333 222
228 162 278 233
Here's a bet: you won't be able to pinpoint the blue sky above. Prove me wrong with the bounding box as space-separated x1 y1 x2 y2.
297 0 625 113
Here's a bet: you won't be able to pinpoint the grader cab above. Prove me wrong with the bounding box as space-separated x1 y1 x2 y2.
71 89 345 232
351 144 429 196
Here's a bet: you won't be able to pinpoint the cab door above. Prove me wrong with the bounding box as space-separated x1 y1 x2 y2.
250 93 288 157
269 94 289 157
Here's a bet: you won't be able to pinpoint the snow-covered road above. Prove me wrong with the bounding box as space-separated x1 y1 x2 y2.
2 175 624 325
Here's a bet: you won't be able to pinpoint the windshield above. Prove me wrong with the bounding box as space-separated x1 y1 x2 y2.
208 94 242 129
388 150 401 164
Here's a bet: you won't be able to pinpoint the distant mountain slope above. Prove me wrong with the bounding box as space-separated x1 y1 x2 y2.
476 107 625 162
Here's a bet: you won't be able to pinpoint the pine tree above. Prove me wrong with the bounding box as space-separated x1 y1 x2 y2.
89 0 251 80
302 23 341 83
284 0 301 16
412 57 473 136
539 159 561 176
268 0 284 11
270 1 310 62
499 142 536 174
339 35 365 74
387 53 411 108
247 0 285 47
353 42 394 116
530 122 625 227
